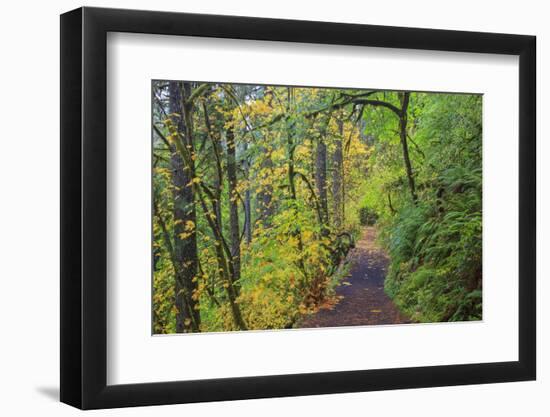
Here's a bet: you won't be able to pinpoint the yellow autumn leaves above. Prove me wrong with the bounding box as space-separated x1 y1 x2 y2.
177 220 195 240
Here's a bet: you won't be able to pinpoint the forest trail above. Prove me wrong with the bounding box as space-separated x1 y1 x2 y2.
297 226 411 328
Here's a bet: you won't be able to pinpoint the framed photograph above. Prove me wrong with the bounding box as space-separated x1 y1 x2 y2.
60 6 536 409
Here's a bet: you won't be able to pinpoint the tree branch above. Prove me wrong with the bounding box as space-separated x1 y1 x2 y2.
293 170 324 226
352 99 401 116
184 83 212 104
153 124 172 149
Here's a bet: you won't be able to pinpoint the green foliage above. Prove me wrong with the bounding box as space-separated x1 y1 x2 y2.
380 94 483 322
152 81 483 333
359 206 378 226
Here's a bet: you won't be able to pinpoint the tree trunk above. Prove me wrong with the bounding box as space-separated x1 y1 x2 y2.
315 137 329 231
256 90 276 227
286 113 308 284
223 125 247 330
185 87 247 330
332 117 344 229
243 143 253 244
226 127 241 289
194 184 248 331
244 188 252 244
315 109 332 234
399 92 417 203
256 148 274 226
169 81 200 333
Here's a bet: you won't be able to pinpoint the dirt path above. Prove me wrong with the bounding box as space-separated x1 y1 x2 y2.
297 226 411 328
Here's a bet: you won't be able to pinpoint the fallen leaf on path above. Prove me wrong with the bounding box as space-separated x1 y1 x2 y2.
370 309 382 313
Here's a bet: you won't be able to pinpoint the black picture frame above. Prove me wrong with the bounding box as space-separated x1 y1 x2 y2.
60 6 536 410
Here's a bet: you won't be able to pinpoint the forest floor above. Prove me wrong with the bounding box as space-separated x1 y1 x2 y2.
296 226 411 328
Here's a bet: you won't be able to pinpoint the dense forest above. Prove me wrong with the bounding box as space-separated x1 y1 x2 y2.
152 81 482 334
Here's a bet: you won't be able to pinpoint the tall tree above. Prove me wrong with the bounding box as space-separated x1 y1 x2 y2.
187 87 247 331
256 151 274 226
256 88 276 227
315 108 332 234
332 116 344 229
226 126 241 289
242 146 253 244
315 136 329 227
168 81 200 332
398 92 417 202
350 91 417 203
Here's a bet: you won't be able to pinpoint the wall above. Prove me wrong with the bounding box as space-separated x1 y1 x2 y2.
0 0 545 415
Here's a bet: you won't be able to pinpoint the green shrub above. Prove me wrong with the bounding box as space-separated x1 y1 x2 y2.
359 206 378 226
